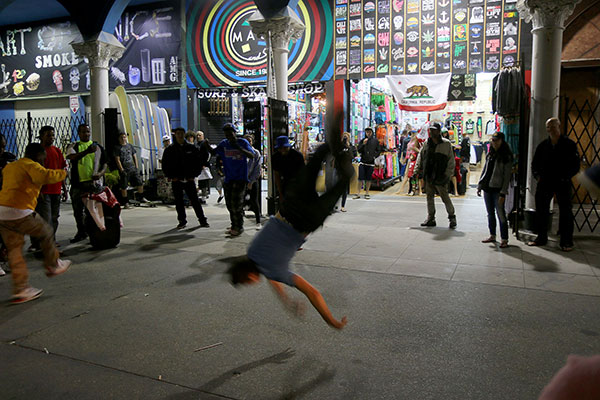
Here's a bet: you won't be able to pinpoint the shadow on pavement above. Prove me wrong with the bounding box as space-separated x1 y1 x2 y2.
197 348 296 393
409 226 466 241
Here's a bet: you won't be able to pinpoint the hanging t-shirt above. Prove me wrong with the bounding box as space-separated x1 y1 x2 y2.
41 145 67 195
215 138 253 183
247 216 305 287
465 119 475 134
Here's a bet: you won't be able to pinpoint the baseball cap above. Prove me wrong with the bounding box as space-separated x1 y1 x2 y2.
162 135 171 142
429 122 442 130
223 122 237 132
491 131 505 141
275 136 291 149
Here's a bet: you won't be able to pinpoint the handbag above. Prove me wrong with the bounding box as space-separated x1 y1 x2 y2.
198 166 213 181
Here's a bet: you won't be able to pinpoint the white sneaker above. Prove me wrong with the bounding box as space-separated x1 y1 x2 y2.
11 286 43 304
0 264 5 276
46 259 72 277
255 223 262 231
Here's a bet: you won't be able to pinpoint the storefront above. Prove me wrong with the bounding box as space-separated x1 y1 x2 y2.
0 1 183 182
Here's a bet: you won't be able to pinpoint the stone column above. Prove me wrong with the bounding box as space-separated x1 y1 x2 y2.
248 8 305 101
71 32 125 145
518 0 581 209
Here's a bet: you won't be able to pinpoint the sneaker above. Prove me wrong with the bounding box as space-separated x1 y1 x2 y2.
421 219 436 227
123 203 133 210
217 195 224 204
69 233 87 243
198 219 210 228
255 223 262 231
46 259 72 277
340 207 347 212
365 194 370 199
176 222 187 229
12 286 43 304
449 216 457 229
0 264 5 277
228 228 243 237
352 194 360 199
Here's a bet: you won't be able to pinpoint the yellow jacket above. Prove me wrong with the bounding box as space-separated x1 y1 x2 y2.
0 158 66 210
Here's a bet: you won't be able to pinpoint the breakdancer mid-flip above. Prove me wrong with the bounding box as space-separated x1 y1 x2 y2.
227 113 354 330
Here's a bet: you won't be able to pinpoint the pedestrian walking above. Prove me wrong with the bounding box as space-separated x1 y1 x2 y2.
340 132 356 212
354 127 381 199
0 143 72 304
227 113 352 330
195 130 212 203
528 118 580 251
416 122 457 228
477 132 513 248
162 127 209 229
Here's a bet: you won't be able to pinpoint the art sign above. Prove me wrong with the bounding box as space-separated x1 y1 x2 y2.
334 0 531 79
186 0 333 88
0 2 181 99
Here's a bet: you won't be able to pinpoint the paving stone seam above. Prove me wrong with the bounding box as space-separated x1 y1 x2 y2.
3 342 239 400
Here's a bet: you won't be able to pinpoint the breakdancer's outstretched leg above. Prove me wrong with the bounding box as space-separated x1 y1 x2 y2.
227 113 354 329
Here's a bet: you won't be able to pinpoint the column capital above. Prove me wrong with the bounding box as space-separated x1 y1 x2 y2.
71 32 125 69
517 0 582 30
248 8 305 50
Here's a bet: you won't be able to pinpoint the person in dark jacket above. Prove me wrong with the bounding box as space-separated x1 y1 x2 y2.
478 132 513 248
162 127 209 229
416 122 457 228
459 133 471 186
528 118 580 251
354 127 381 199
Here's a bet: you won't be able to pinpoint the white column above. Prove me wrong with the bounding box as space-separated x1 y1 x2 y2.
518 0 581 209
71 33 125 145
248 9 305 101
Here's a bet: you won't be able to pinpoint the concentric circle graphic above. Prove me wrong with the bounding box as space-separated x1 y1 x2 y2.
187 0 332 88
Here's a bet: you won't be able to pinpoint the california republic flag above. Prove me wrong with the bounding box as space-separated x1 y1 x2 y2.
385 73 452 111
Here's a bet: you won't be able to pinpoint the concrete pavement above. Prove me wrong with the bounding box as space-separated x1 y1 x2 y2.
1 190 600 399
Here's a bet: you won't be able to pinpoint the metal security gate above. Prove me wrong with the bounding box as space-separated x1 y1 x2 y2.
563 97 600 232
0 112 88 191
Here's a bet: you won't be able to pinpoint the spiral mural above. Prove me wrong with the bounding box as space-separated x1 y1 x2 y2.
186 0 333 88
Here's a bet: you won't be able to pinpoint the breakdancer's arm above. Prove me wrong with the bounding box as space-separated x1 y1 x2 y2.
289 274 347 330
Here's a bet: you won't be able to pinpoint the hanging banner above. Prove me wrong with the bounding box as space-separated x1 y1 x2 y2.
386 73 451 111
186 0 333 88
0 2 181 100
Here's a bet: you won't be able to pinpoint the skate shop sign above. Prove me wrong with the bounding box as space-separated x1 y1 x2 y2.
196 82 325 99
0 2 181 100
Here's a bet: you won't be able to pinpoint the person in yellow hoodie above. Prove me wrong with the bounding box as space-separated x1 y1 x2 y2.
0 143 72 304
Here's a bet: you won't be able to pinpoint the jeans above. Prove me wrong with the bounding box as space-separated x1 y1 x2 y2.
224 180 247 231
0 213 59 293
281 144 352 233
535 179 574 247
172 180 206 224
36 193 61 234
425 180 456 220
483 190 508 240
246 181 261 224
70 186 86 236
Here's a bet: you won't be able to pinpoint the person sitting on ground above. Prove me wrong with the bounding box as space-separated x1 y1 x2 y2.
114 132 148 209
227 113 352 330
0 143 72 304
